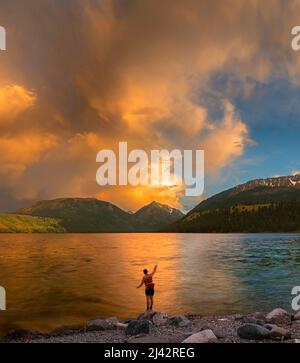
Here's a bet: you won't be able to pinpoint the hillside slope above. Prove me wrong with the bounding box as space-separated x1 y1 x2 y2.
171 174 300 232
0 214 64 233
133 201 184 231
16 198 183 232
18 198 134 232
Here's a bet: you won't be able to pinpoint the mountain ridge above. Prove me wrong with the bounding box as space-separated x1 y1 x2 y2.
190 174 300 213
133 201 184 231
3 174 300 233
170 174 300 233
13 198 183 233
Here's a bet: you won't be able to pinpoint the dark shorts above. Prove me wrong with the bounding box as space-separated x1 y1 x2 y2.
145 288 154 296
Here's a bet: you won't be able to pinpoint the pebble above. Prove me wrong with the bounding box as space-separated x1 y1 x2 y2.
3 308 300 343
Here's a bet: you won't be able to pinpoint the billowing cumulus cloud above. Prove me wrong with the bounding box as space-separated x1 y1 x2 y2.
0 0 299 211
0 85 36 121
0 132 57 175
203 102 251 172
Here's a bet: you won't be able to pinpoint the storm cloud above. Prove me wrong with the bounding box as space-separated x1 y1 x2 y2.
0 0 299 211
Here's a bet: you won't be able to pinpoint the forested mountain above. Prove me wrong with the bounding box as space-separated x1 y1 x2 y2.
170 174 300 232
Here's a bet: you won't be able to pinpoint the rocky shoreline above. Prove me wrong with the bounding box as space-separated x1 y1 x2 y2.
2 308 300 343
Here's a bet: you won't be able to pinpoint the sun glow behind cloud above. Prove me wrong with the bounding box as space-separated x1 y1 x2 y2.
0 85 36 120
1 0 300 212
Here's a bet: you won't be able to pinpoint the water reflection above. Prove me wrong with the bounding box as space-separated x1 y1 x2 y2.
0 233 300 335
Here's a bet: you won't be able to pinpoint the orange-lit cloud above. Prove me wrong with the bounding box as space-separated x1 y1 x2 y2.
0 0 299 212
203 102 251 172
0 133 57 175
0 85 36 121
97 185 184 212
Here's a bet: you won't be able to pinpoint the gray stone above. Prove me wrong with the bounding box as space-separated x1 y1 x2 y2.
126 320 151 336
237 324 270 340
264 323 277 331
137 311 156 321
199 322 210 331
170 315 192 328
242 317 265 326
212 328 226 339
253 312 266 321
152 312 169 326
124 319 134 324
86 317 118 331
266 308 290 325
182 329 218 343
269 326 291 341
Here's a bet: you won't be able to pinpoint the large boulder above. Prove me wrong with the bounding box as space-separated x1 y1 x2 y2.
137 311 156 321
253 312 266 321
86 317 118 331
170 315 192 328
237 324 270 340
136 311 169 326
182 329 218 343
266 308 290 325
241 316 264 326
269 326 291 341
126 320 152 336
264 323 277 331
152 312 169 326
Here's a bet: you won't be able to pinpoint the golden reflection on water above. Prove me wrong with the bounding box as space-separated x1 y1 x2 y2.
1 232 292 335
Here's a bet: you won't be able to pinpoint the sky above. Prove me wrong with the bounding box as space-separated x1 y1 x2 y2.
0 0 300 213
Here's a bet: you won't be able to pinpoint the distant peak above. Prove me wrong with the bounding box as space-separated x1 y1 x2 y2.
236 174 300 191
147 201 171 210
149 201 160 206
134 200 183 215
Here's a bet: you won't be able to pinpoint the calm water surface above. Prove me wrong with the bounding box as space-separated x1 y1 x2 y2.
0 233 300 335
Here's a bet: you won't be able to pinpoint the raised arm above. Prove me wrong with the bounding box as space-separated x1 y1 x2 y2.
151 264 158 276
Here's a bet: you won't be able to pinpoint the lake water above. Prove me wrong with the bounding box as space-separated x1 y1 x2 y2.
0 233 300 335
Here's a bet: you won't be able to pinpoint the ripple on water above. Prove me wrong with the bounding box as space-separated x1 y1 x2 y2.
0 233 300 335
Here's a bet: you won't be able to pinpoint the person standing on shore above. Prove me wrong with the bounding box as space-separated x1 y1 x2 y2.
136 265 158 311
